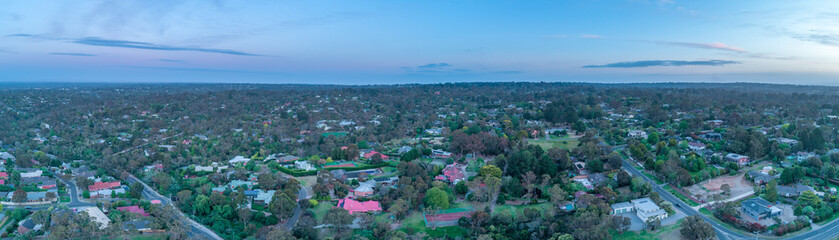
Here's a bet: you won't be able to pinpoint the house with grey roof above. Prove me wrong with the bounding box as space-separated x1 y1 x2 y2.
631 198 668 222
611 202 633 215
777 184 815 198
741 197 782 220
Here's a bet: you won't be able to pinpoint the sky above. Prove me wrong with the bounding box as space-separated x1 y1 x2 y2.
1 0 839 85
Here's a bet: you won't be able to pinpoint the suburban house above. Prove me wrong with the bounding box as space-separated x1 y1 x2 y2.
773 138 799 146
19 169 43 178
724 153 750 165
0 152 15 162
611 201 634 215
432 149 453 158
194 165 214 172
397 146 413 154
337 198 382 214
89 181 121 192
587 173 608 186
353 180 376 197
794 151 818 162
362 151 389 160
706 120 724 126
254 190 276 205
0 172 8 179
229 156 251 164
571 175 594 190
17 219 42 234
116 205 150 217
437 163 466 184
688 142 706 151
123 220 152 232
38 179 56 190
747 170 777 185
294 161 316 171
84 207 111 229
741 197 782 220
276 155 300 163
701 132 722 141
627 130 648 139
631 198 668 222
777 184 816 198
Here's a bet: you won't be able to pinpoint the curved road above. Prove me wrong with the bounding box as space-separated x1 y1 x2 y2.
126 175 222 240
623 158 839 240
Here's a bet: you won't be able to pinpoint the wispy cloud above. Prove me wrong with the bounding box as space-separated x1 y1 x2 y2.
7 34 262 56
581 34 602 39
156 59 185 63
583 60 740 68
794 32 839 47
49 52 96 56
73 37 262 56
656 41 746 53
417 63 451 70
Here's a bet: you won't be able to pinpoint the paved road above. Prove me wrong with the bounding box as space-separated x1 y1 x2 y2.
283 187 309 230
54 173 95 208
621 159 749 240
126 175 222 240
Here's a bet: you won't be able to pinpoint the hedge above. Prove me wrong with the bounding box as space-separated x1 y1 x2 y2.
275 162 391 177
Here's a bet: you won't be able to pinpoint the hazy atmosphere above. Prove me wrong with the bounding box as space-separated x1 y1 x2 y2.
2 0 838 84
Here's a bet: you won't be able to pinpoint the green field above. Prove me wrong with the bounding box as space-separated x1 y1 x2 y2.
493 202 551 218
664 185 699 206
313 202 335 223
612 219 683 240
528 138 580 151
397 212 467 238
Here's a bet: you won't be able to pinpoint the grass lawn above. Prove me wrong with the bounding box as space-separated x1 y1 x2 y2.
396 212 467 238
664 186 699 206
528 138 580 151
493 202 551 218
612 219 683 240
100 234 167 240
312 202 335 223
642 172 664 184
60 196 71 203
699 208 712 215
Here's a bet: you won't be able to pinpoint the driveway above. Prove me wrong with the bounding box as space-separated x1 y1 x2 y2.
616 212 645 231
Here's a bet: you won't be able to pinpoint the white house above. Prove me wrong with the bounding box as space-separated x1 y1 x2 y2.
627 130 648 139
20 170 43 178
195 165 214 172
631 198 668 222
294 161 316 171
229 156 251 164
725 153 750 165
688 142 706 151
611 202 634 215
83 207 111 229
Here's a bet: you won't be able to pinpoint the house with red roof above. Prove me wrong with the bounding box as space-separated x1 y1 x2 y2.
440 164 466 184
116 205 150 217
337 198 382 214
362 151 389 160
89 181 121 192
0 172 8 179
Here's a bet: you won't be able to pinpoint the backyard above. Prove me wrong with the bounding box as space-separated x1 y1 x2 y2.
528 138 580 151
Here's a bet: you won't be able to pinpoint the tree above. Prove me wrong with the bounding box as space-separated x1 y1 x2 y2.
12 189 26 202
454 181 468 195
765 180 778 202
798 191 822 208
324 208 354 237
388 198 409 220
548 184 567 207
266 228 295 240
617 170 631 187
720 184 731 195
479 165 503 178
680 215 715 240
258 173 277 190
612 215 631 233
129 182 144 199
424 187 450 210
269 192 297 219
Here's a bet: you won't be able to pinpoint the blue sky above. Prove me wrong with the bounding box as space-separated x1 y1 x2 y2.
1 0 838 85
